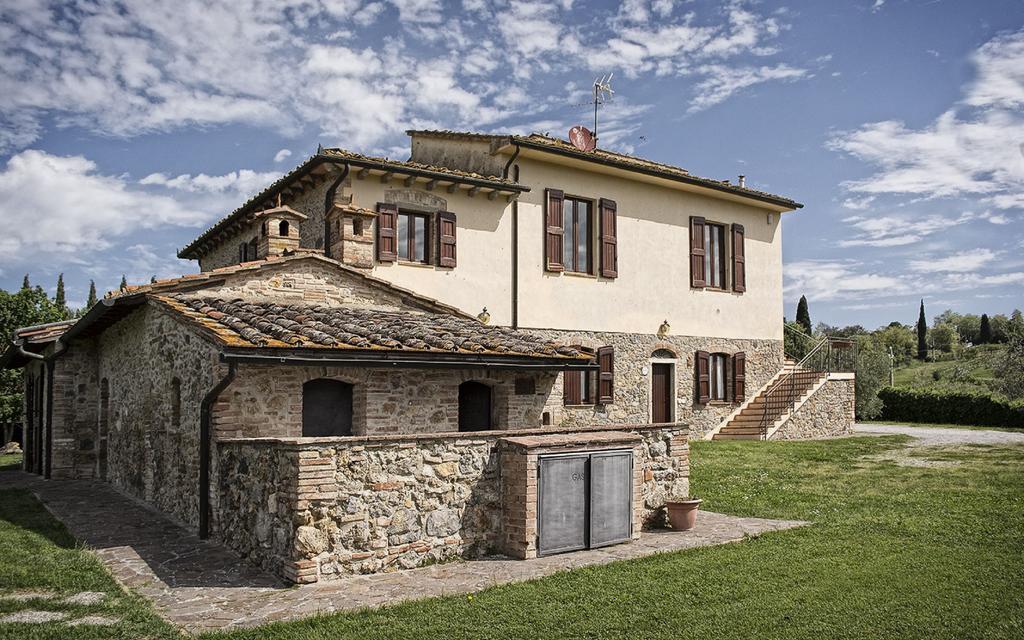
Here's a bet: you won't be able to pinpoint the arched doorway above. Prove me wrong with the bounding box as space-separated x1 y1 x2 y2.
458 381 492 431
302 379 354 437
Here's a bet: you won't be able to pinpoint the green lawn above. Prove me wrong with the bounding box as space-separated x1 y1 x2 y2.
2 436 1023 639
0 454 21 471
861 420 1024 433
0 488 179 640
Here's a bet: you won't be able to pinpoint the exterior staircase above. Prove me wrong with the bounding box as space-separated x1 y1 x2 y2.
709 330 857 441
712 366 827 440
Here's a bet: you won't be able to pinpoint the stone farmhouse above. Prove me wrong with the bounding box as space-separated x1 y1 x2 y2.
2 130 854 584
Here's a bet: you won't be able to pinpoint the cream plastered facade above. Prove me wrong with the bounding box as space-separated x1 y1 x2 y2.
197 137 793 341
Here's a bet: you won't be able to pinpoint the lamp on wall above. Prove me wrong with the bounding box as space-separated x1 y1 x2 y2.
477 307 490 324
657 319 671 338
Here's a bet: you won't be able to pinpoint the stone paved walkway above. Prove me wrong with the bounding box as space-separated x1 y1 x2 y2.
1 471 806 634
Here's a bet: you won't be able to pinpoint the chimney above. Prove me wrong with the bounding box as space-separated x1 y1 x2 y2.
738 175 746 188
254 206 306 259
327 199 376 270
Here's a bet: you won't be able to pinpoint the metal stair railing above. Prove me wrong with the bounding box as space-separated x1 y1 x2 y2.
759 330 857 440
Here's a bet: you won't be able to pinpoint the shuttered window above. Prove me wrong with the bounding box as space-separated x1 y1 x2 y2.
599 198 618 278
437 211 457 267
376 202 398 262
690 217 706 288
696 350 710 404
597 346 614 404
545 189 564 272
732 352 746 402
563 371 594 405
732 224 746 293
562 197 592 273
704 223 727 289
397 212 429 263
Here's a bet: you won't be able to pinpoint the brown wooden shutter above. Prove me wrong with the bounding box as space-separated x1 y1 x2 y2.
437 211 457 267
690 216 706 288
597 346 614 404
732 223 746 293
733 352 746 403
563 371 581 405
376 202 397 262
599 198 618 278
545 189 564 272
696 350 710 404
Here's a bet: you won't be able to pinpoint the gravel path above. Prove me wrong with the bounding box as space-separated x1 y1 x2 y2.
853 423 1024 447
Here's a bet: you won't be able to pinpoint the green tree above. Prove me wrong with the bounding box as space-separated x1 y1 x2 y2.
119 275 128 292
0 284 65 423
86 281 98 308
795 295 812 335
875 323 916 366
980 314 992 344
917 300 928 360
854 335 890 420
997 320 1024 400
54 273 68 318
931 323 959 353
21 275 30 290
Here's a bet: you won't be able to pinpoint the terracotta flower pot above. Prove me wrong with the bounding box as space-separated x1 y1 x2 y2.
666 499 702 531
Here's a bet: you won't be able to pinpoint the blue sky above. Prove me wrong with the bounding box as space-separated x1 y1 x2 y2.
1 0 1021 330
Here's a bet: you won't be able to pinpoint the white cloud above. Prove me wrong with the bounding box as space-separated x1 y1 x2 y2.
828 30 1024 209
274 149 293 163
0 150 207 260
909 249 997 273
870 0 885 13
139 169 281 197
687 64 807 113
784 260 903 302
841 195 876 210
838 212 972 248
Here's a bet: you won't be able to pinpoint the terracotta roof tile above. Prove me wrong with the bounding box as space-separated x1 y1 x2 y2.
13 320 77 344
160 295 591 360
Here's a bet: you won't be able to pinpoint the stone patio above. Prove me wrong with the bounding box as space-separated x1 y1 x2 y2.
0 471 807 634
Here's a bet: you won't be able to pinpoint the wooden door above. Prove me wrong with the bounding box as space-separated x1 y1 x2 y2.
651 363 673 423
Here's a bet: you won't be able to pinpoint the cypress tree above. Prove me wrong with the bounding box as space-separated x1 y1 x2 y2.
917 300 928 360
796 295 812 334
21 274 30 290
980 313 992 344
87 281 98 308
55 273 66 314
119 275 128 292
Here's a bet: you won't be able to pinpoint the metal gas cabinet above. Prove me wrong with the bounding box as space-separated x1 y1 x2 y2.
537 449 633 555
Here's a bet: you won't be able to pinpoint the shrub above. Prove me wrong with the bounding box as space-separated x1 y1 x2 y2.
878 387 1024 428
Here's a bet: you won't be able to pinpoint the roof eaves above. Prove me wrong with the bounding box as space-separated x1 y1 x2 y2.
506 135 803 210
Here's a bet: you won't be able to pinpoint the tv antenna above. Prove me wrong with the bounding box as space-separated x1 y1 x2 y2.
592 73 614 143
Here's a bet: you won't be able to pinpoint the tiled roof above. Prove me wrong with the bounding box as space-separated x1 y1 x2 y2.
408 129 801 209
178 147 528 260
158 295 590 360
110 252 472 318
12 320 77 344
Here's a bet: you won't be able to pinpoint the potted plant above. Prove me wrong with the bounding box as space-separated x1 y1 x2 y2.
665 496 702 531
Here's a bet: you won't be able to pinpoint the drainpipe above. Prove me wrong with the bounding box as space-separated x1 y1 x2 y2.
17 339 68 479
199 361 236 540
322 162 351 259
502 143 521 329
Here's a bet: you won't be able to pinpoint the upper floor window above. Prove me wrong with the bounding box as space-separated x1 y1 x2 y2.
704 223 727 289
397 211 429 263
562 197 592 274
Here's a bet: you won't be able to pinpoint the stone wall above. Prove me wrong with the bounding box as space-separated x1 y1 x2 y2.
527 330 783 439
49 339 99 479
214 364 558 438
771 374 856 440
97 304 223 528
215 423 688 583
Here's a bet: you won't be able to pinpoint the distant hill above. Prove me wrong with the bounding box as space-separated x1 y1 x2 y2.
894 344 1005 396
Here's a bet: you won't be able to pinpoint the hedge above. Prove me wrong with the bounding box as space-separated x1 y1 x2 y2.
878 387 1024 428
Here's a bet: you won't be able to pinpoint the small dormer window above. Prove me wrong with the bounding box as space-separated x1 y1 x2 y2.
279 221 290 237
